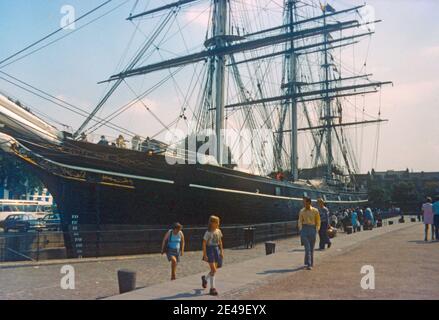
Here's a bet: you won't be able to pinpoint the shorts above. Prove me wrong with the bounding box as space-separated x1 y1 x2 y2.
206 245 222 266
166 248 180 263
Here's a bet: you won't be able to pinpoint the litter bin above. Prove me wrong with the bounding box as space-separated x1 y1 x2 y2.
388 220 394 225
346 226 353 234
265 242 276 255
243 227 255 249
410 218 416 222
117 269 137 294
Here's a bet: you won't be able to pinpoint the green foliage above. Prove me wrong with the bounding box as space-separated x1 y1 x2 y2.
390 181 419 204
368 185 390 207
0 154 43 198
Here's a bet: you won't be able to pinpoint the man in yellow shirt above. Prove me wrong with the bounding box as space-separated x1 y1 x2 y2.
298 197 321 270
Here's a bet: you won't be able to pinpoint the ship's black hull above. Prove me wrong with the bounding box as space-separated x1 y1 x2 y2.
4 137 368 257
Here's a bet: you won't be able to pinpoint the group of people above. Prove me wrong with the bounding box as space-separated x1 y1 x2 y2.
96 134 127 148
421 196 439 241
93 134 158 153
298 198 381 270
160 215 224 296
159 199 382 296
330 206 381 232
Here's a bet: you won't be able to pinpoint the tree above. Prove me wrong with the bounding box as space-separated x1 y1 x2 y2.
0 153 43 198
390 181 419 206
368 185 390 208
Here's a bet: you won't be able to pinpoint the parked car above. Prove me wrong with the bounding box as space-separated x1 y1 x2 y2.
41 213 61 231
3 214 45 233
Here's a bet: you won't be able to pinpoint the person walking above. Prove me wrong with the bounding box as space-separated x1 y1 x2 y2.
421 197 435 241
351 209 359 233
317 198 331 250
341 210 349 231
364 207 375 230
161 222 185 280
330 213 338 228
432 197 439 241
201 215 224 296
298 197 320 270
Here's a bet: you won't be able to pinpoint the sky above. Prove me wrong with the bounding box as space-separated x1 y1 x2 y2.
0 0 438 173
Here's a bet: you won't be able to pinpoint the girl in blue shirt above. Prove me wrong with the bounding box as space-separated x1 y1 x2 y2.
161 222 185 280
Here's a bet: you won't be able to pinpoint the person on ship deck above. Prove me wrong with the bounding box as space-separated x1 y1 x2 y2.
79 132 88 142
115 134 126 148
131 135 141 151
97 135 109 146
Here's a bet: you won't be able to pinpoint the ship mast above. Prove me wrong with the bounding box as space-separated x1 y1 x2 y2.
211 0 228 165
286 0 298 181
100 1 393 182
322 10 333 181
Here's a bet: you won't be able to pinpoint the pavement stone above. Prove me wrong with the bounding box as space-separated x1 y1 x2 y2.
107 218 415 300
0 226 301 300
0 218 418 300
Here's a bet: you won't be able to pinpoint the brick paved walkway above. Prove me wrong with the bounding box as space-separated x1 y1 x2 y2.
0 231 296 300
224 223 439 300
108 219 425 300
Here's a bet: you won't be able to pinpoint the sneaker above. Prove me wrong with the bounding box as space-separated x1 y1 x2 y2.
209 288 218 296
201 276 207 289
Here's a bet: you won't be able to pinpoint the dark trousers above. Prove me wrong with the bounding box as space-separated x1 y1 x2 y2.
434 215 439 240
319 221 331 249
300 225 316 267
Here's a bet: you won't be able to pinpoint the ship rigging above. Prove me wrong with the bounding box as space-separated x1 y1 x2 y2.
0 0 392 257
70 0 391 185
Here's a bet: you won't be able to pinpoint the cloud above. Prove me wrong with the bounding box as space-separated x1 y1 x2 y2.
183 3 211 28
420 45 439 58
122 97 157 115
383 80 439 108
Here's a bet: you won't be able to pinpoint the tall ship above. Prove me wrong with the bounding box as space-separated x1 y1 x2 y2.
0 0 391 256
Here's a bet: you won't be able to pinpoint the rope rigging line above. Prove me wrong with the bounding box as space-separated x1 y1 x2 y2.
83 66 185 136
0 71 140 138
372 89 383 169
75 8 179 137
123 80 178 141
0 0 119 69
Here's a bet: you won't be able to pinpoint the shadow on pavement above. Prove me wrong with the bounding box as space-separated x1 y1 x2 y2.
156 288 204 300
257 266 304 275
407 240 438 244
229 247 256 251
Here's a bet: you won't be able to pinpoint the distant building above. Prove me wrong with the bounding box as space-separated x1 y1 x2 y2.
355 169 439 194
355 170 439 212
0 183 53 204
27 188 54 204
